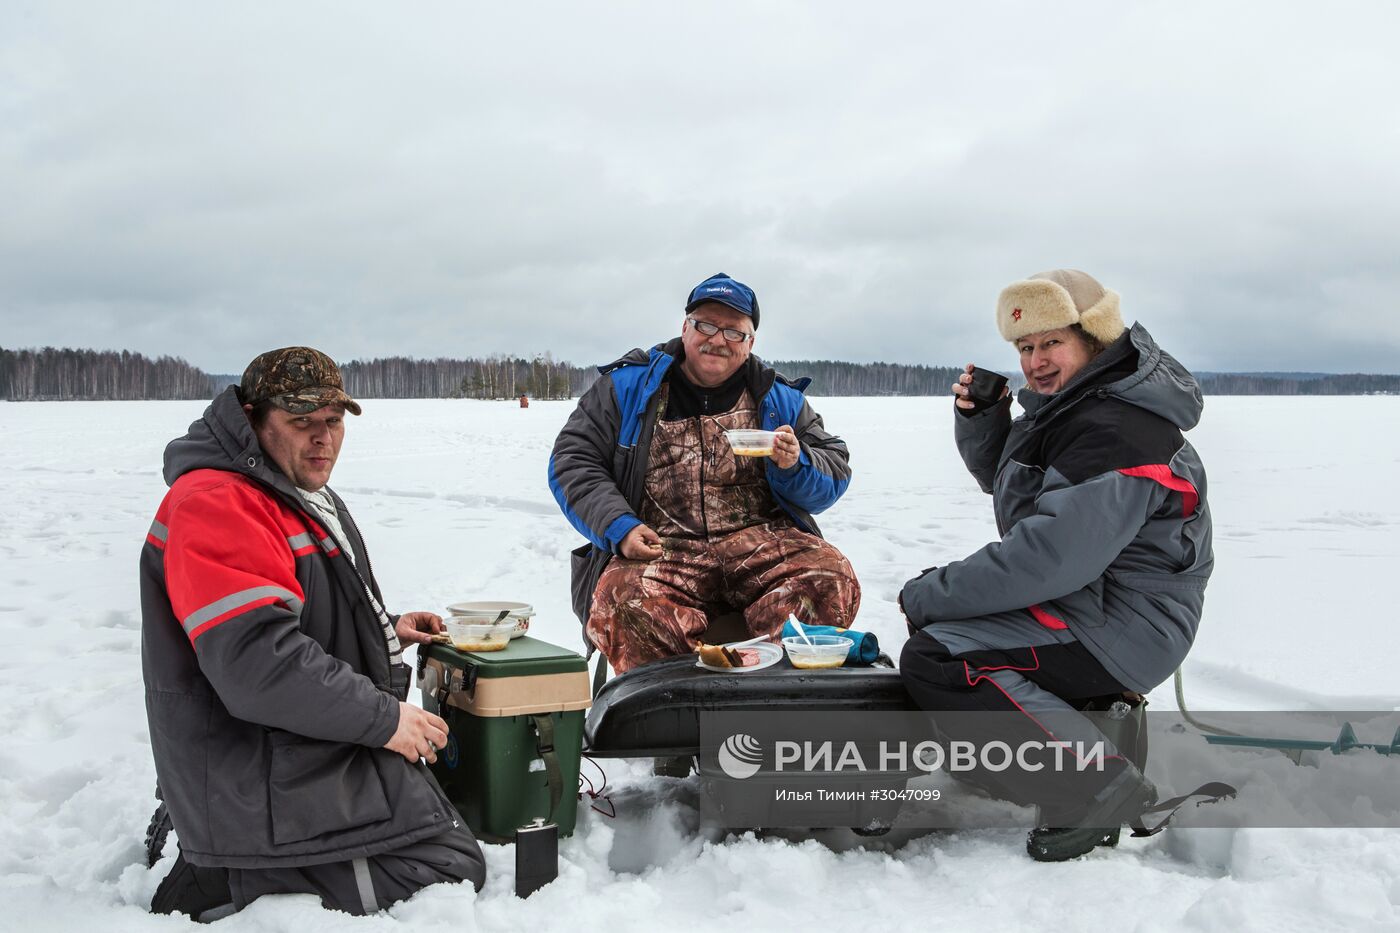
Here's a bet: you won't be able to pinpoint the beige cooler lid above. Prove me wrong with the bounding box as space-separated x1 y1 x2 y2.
428 659 592 717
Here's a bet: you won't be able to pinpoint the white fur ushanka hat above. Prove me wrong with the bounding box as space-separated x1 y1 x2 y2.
996 269 1125 345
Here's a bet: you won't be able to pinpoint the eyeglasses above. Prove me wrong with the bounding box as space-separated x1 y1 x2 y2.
687 317 753 343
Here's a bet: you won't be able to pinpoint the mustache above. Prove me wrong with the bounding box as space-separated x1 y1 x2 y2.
699 344 733 357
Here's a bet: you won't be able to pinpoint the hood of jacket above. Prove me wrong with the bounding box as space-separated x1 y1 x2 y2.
163 386 302 497
1017 322 1203 431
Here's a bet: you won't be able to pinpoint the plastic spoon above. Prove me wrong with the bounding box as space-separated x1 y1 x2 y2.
788 615 813 645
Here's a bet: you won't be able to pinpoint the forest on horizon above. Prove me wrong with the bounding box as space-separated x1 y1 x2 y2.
4 345 1399 401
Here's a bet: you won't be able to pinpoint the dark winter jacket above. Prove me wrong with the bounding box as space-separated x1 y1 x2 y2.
548 340 852 629
140 387 458 868
900 324 1213 692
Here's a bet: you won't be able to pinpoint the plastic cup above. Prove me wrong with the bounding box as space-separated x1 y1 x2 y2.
782 634 852 669
445 621 513 652
725 429 777 457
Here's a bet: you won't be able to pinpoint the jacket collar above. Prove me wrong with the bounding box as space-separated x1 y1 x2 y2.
1017 328 1138 420
1016 323 1202 431
163 385 332 505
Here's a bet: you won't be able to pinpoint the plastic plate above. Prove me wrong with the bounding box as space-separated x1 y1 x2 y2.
695 641 783 673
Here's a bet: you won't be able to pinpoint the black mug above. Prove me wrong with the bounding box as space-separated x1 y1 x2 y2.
965 366 1008 413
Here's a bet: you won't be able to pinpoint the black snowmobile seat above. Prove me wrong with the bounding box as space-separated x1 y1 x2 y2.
584 652 914 758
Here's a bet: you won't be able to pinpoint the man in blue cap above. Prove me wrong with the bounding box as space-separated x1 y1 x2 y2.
549 273 860 673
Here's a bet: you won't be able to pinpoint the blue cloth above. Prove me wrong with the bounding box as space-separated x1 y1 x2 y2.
782 619 879 665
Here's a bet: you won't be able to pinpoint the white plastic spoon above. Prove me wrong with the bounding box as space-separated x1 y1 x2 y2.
788 615 813 644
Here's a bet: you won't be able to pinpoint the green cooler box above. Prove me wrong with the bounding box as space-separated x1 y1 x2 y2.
418 636 591 844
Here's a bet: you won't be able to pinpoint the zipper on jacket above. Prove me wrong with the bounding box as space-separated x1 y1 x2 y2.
622 395 664 517
696 418 710 538
277 485 396 687
341 506 395 677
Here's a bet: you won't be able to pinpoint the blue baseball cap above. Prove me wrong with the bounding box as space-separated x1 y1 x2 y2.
684 272 760 329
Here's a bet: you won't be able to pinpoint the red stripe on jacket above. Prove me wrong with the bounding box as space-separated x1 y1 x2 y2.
1118 464 1199 518
1027 603 1069 630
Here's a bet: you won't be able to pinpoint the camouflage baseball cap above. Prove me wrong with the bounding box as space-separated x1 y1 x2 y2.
239 346 362 416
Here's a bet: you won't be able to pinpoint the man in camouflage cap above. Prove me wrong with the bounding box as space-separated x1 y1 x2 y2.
140 346 484 918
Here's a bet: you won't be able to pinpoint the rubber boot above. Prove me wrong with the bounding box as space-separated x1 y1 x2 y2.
1042 695 1145 851
1033 807 1122 849
1026 762 1157 862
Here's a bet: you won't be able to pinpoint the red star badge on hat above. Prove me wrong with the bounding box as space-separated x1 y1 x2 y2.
1012 308 1022 321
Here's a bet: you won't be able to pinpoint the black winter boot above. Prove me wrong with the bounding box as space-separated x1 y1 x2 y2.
1027 763 1157 862
150 849 233 920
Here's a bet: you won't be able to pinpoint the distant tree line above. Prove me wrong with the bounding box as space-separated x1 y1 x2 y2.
766 359 964 396
0 346 209 400
337 354 579 400
5 344 1400 401
1195 372 1400 395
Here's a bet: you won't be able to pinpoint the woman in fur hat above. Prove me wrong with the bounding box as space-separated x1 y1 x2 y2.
898 269 1213 861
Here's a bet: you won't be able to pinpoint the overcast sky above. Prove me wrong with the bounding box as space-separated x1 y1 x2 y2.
3 2 1398 375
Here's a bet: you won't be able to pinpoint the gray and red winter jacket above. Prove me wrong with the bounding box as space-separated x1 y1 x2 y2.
140 387 458 868
900 324 1213 693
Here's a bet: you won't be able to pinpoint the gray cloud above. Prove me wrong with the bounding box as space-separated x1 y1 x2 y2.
2 1 1398 374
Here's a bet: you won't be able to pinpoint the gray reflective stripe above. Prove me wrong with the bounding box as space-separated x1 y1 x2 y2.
148 520 168 543
286 532 316 551
352 857 377 914
319 536 338 553
181 586 304 635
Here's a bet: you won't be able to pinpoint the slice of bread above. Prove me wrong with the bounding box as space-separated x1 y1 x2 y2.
697 643 743 667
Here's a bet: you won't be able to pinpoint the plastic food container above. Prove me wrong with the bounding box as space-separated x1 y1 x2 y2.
445 621 513 652
725 429 777 457
446 601 534 639
782 634 852 670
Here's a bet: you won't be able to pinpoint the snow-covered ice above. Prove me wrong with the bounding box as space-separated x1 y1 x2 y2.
2 395 1398 931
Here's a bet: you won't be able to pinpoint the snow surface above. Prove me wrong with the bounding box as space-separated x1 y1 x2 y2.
2 396 1399 931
